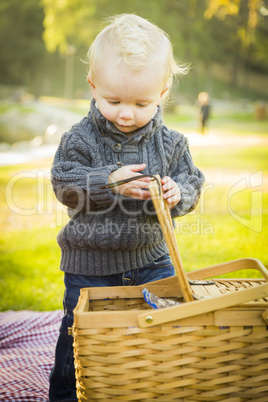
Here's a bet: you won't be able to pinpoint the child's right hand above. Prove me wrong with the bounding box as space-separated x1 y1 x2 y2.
108 164 151 200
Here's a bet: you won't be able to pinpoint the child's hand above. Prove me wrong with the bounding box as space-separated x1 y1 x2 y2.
161 176 181 208
108 164 151 200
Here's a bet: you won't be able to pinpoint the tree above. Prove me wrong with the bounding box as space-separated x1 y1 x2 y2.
39 0 268 98
204 0 268 86
0 0 47 95
42 0 99 54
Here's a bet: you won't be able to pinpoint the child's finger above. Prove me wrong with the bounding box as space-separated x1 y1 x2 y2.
163 187 180 200
166 191 181 203
134 178 151 187
128 163 146 173
161 176 174 192
131 188 151 200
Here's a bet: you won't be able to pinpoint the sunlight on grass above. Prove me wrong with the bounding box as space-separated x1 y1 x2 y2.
175 182 267 277
0 160 67 310
191 146 268 172
0 227 64 311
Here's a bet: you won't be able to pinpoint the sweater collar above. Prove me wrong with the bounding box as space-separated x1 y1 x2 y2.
90 98 162 144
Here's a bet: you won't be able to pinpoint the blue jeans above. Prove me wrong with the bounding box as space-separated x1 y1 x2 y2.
49 255 175 401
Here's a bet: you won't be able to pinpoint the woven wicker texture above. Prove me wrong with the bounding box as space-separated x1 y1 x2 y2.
73 283 268 401
74 318 268 401
191 278 268 302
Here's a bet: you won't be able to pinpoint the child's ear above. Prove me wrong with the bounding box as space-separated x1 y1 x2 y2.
87 75 97 98
157 84 169 105
160 84 169 99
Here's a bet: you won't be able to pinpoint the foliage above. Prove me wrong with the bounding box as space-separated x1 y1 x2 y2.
0 0 47 93
205 0 268 75
41 0 268 76
40 0 268 101
0 0 267 98
42 0 97 54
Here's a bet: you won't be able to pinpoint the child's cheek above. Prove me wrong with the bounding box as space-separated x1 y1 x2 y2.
99 104 115 123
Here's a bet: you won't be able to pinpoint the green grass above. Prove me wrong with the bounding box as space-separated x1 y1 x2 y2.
0 160 67 311
0 227 64 311
177 188 267 277
191 146 268 172
0 122 267 311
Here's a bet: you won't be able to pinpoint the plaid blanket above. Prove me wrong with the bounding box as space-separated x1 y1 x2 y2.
0 310 63 401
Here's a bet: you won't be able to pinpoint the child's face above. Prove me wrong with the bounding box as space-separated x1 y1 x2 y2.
89 61 168 135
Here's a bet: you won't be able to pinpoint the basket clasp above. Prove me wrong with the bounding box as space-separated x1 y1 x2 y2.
262 310 268 324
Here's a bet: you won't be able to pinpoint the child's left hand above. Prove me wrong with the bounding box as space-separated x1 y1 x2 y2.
161 176 181 208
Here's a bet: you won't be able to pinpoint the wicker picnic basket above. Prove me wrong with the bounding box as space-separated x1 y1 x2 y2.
70 176 268 401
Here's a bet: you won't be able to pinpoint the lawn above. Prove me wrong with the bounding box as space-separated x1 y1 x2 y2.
0 119 267 311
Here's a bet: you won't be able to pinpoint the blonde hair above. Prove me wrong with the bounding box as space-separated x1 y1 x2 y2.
87 14 188 89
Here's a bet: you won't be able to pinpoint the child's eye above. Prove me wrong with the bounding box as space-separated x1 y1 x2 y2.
108 100 120 105
136 103 148 107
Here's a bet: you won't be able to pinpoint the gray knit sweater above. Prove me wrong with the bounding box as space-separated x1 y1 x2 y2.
51 99 204 276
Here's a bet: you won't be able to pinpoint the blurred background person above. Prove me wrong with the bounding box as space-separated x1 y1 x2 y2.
197 91 210 135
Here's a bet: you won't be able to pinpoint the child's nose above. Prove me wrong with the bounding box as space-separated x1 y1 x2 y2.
119 106 134 120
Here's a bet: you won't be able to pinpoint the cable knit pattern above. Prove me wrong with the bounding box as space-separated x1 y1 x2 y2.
51 99 205 276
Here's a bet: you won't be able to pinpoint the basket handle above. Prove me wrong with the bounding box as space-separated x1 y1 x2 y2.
148 175 194 302
137 282 268 328
186 258 268 282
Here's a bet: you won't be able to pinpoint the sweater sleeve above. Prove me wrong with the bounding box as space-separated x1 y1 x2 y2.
51 130 118 212
168 134 205 217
